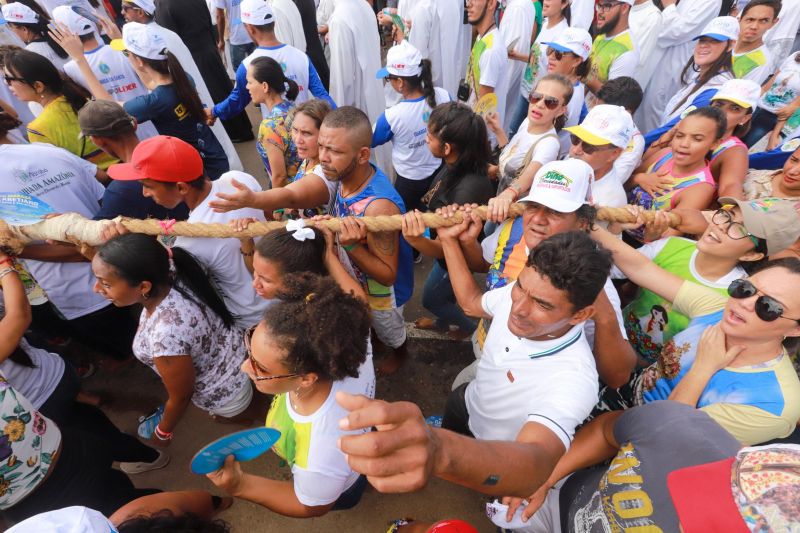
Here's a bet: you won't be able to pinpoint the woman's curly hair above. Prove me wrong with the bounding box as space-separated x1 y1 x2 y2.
261 272 370 381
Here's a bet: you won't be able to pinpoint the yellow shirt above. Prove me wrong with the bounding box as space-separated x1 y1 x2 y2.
27 96 117 170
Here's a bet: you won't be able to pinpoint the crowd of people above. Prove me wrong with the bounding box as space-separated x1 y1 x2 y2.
1 0 800 530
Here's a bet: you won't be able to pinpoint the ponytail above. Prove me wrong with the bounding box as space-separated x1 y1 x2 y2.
250 56 299 101
60 74 91 113
140 51 206 123
420 59 436 109
563 2 571 25
97 234 237 329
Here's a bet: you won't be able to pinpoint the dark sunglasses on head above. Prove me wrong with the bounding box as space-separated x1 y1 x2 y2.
569 134 613 154
528 91 561 110
727 279 800 324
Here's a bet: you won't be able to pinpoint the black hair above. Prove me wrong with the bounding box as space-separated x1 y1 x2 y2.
7 1 68 59
651 304 669 325
261 273 369 381
97 234 236 327
118 511 230 533
719 0 737 15
249 56 299 101
526 231 612 311
597 76 644 114
4 49 89 113
427 101 490 180
250 22 275 33
396 58 437 109
673 43 733 116
536 73 574 131
254 227 328 276
575 57 591 79
741 0 782 18
685 106 728 140
575 204 598 229
0 111 22 137
750 257 800 354
322 105 373 147
137 51 206 123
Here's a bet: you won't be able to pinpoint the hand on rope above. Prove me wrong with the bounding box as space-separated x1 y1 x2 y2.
0 204 682 255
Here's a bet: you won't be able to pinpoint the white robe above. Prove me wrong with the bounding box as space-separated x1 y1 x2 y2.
328 0 391 173
269 0 307 53
636 0 721 132
499 0 534 127
629 0 662 89
146 21 243 171
570 0 595 30
407 0 466 96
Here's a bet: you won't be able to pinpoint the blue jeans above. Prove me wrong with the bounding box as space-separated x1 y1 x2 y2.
742 108 778 147
230 42 256 71
422 261 477 332
506 94 529 137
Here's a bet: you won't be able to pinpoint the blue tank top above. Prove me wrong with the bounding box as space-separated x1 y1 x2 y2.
334 165 414 309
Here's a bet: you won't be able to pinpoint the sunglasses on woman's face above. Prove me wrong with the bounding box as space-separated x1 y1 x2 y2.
546 48 565 61
528 92 561 110
727 279 800 324
243 326 300 381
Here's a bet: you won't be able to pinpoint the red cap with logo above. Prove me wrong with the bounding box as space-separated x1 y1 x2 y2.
107 135 204 183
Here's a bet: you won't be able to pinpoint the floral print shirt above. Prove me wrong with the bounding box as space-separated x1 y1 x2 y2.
0 374 60 510
256 100 301 182
132 287 249 413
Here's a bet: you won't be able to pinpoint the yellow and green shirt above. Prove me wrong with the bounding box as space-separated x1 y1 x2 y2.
589 30 637 85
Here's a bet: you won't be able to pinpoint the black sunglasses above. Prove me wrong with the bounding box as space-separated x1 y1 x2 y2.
528 91 561 110
3 74 25 85
546 48 565 61
727 279 800 324
569 134 614 154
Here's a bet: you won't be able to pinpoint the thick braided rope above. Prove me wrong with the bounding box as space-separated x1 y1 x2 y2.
0 204 680 253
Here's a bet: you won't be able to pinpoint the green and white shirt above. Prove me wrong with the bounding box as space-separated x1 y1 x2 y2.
733 44 773 84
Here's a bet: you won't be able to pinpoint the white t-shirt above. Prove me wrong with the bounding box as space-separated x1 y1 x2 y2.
559 81 586 156
524 18 569 99
613 124 645 183
26 41 68 72
0 339 64 409
465 283 599 448
570 0 596 30
765 0 800 43
0 143 108 320
498 123 560 182
374 88 451 179
132 287 250 412
174 172 269 328
733 45 774 85
593 167 627 209
759 53 800 114
662 71 732 125
467 27 509 130
267 360 374 507
64 44 158 140
243 45 312 116
215 0 253 45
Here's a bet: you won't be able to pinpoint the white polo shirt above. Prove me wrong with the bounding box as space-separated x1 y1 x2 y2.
465 283 600 448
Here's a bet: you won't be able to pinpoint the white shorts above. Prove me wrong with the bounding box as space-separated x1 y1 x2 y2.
208 381 253 418
372 305 406 349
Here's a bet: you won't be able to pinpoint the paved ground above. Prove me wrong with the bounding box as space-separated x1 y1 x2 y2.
82 108 497 532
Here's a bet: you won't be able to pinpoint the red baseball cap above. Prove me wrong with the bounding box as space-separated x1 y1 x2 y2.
426 520 479 533
107 135 204 183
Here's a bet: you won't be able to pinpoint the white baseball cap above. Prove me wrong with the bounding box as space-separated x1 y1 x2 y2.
542 27 593 60
711 78 760 110
52 6 96 36
519 159 594 213
110 22 167 60
694 16 739 41
123 0 156 15
1 3 39 24
565 104 634 148
6 506 115 533
376 40 423 78
240 0 275 25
